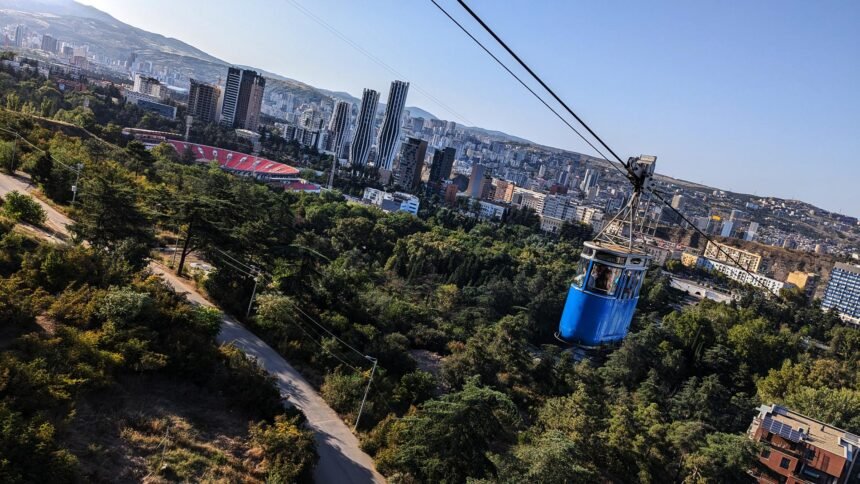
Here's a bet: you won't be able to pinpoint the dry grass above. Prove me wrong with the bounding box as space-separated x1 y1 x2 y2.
61 374 267 483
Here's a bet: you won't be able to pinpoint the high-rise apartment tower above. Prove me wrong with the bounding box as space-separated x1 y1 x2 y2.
348 88 380 167
375 80 410 171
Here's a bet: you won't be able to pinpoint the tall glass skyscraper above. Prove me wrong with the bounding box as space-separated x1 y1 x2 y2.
375 80 410 171
349 89 380 167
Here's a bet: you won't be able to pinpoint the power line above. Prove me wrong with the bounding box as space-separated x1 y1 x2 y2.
217 256 257 279
0 126 79 175
455 0 630 171
208 248 373 363
213 247 257 273
428 0 613 166
283 0 474 126
289 301 370 361
288 314 360 371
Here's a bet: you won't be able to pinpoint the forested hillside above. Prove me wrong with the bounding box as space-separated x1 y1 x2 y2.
1 55 858 483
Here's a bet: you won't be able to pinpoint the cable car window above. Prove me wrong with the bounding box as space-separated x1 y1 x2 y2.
572 260 589 288
593 252 626 265
621 270 643 299
621 270 636 299
630 272 643 297
587 262 621 295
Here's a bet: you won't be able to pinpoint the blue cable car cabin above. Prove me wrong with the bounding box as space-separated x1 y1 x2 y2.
558 241 650 346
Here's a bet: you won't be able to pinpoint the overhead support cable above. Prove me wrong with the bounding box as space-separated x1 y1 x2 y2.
455 0 630 171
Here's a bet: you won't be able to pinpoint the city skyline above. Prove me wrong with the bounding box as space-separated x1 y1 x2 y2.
78 0 860 215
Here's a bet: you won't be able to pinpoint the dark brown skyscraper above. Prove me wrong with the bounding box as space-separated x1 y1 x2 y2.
393 137 428 191
188 79 221 124
220 68 265 130
429 146 456 185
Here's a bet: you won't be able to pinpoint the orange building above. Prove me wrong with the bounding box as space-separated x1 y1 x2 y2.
748 404 860 483
444 183 459 206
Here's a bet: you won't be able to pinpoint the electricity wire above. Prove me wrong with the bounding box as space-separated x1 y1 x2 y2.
284 0 475 126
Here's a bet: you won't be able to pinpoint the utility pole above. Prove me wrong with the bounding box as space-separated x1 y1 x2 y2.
328 155 337 189
170 222 182 267
246 268 260 318
10 137 17 174
353 356 378 432
71 163 83 205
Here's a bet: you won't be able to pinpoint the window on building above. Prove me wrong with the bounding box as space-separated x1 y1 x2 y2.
761 448 771 458
779 457 791 469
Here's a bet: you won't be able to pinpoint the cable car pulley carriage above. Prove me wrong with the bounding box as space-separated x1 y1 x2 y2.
557 155 657 346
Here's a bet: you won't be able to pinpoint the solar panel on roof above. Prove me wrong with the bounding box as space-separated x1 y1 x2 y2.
762 417 804 443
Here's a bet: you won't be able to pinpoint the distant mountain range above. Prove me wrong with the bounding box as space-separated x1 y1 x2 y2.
0 0 532 144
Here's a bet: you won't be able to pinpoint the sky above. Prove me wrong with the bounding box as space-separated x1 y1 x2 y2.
78 0 860 216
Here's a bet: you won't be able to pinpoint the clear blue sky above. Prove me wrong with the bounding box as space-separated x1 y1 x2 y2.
79 0 860 216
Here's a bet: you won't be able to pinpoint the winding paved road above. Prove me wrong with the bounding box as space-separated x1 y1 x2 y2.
0 172 385 483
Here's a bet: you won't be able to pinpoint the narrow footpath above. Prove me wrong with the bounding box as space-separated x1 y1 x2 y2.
0 172 385 483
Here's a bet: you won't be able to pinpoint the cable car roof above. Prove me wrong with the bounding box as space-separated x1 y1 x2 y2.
583 240 651 258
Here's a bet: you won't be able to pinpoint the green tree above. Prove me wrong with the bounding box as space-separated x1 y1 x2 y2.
681 433 758 483
377 378 520 483
22 150 53 185
249 414 317 483
70 162 153 268
1 191 46 225
0 140 18 174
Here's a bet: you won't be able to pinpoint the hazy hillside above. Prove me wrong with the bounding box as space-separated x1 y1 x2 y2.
0 0 536 143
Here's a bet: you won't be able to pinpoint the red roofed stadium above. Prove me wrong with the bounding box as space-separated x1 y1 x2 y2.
168 140 301 183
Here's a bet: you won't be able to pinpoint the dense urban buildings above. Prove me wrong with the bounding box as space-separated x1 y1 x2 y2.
698 257 787 295
132 73 165 100
393 137 427 191
4 18 858 300
822 262 860 324
375 80 409 172
187 79 221 124
429 147 456 185
124 75 175 119
703 241 763 272
748 404 860 484
361 187 420 215
220 67 265 131
348 88 380 167
580 167 600 192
